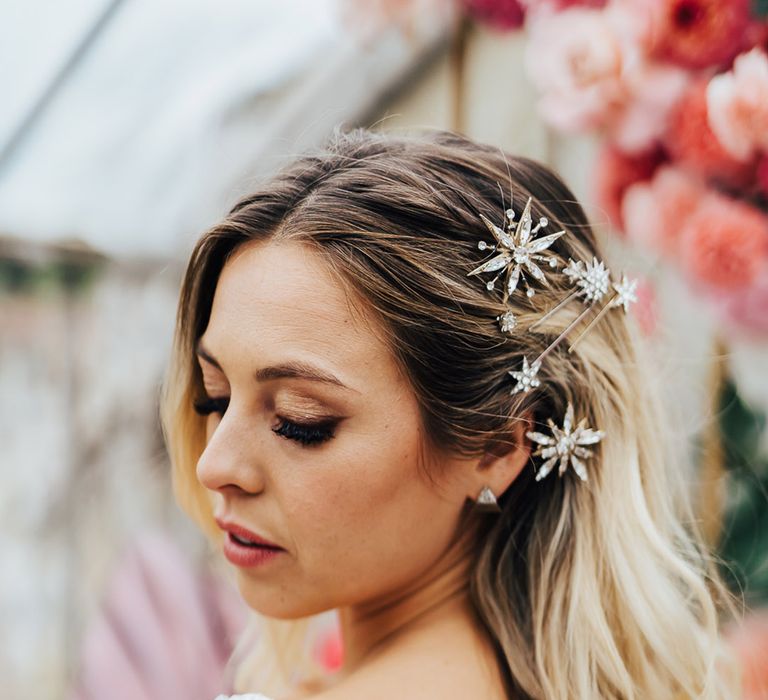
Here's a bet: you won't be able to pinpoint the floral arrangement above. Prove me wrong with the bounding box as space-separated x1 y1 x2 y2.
464 0 768 337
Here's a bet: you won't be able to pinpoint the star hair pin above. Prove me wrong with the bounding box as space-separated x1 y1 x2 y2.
504 257 637 395
526 403 605 482
529 257 638 354
467 196 565 303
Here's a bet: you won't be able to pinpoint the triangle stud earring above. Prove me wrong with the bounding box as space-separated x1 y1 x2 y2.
475 485 502 513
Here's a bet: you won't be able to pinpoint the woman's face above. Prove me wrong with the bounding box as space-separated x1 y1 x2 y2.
194 240 476 618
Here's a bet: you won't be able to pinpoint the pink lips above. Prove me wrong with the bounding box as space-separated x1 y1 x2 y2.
214 516 285 568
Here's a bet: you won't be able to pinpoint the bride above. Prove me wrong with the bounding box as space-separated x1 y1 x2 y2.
160 129 739 699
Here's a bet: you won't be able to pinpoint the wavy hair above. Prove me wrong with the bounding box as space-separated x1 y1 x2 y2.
160 128 740 698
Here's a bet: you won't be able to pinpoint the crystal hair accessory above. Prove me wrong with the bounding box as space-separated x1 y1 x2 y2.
467 194 633 485
507 256 638 396
526 403 605 482
467 196 566 301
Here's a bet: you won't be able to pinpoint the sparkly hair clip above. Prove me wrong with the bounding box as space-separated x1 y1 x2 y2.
467 196 565 301
468 195 638 483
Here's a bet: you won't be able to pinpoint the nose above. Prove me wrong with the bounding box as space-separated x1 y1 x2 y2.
195 407 266 495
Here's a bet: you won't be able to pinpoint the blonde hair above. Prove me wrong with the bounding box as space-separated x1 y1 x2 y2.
160 128 741 698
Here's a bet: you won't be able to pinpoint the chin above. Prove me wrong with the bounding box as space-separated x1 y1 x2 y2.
236 574 327 620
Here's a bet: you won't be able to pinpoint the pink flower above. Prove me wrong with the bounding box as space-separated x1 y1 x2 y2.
664 79 756 188
714 265 768 337
648 0 751 70
593 145 664 230
524 6 635 132
621 165 705 255
464 0 526 30
609 61 689 154
679 193 768 291
707 48 768 162
632 276 659 337
723 609 768 699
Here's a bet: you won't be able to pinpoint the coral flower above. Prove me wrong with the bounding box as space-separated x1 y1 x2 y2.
707 48 768 162
679 193 768 291
621 165 704 256
649 0 751 70
664 79 755 187
723 609 768 698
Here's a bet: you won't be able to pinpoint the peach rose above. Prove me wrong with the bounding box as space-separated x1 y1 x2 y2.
524 6 635 131
707 48 768 162
610 61 689 154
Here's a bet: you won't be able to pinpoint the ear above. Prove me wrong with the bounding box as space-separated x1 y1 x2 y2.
467 410 533 502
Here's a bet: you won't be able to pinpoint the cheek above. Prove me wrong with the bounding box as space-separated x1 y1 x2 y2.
284 427 460 598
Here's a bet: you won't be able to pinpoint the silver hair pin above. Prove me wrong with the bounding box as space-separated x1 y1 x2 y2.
466 194 633 484
467 196 565 302
526 403 605 482
506 257 638 394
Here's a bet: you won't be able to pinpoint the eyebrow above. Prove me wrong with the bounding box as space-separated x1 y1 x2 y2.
195 339 353 391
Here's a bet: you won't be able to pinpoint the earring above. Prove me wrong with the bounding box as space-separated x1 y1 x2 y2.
475 485 502 513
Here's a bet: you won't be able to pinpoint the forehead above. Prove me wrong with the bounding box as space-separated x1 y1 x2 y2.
200 240 394 385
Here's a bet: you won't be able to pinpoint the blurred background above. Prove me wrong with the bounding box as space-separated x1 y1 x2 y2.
2 0 767 698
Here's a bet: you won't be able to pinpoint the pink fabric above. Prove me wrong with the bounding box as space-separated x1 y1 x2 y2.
69 531 248 700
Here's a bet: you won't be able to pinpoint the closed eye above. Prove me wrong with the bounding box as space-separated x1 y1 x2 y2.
192 395 337 447
273 417 336 446
193 396 229 416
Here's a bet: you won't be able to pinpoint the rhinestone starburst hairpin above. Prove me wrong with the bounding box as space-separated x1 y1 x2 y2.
527 403 605 482
467 196 566 301
468 195 638 483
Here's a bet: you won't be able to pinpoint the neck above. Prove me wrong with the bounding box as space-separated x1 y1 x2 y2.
334 520 484 677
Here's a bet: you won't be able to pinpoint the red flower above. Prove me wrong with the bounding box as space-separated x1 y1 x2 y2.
464 0 525 30
664 79 755 188
758 154 768 196
593 145 664 231
526 0 607 8
649 0 751 70
679 193 768 290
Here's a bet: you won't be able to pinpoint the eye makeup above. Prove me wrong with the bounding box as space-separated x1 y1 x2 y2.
193 395 229 416
192 394 338 447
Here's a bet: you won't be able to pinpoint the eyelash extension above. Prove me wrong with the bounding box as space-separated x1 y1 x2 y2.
192 396 335 447
273 418 336 446
193 396 229 416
